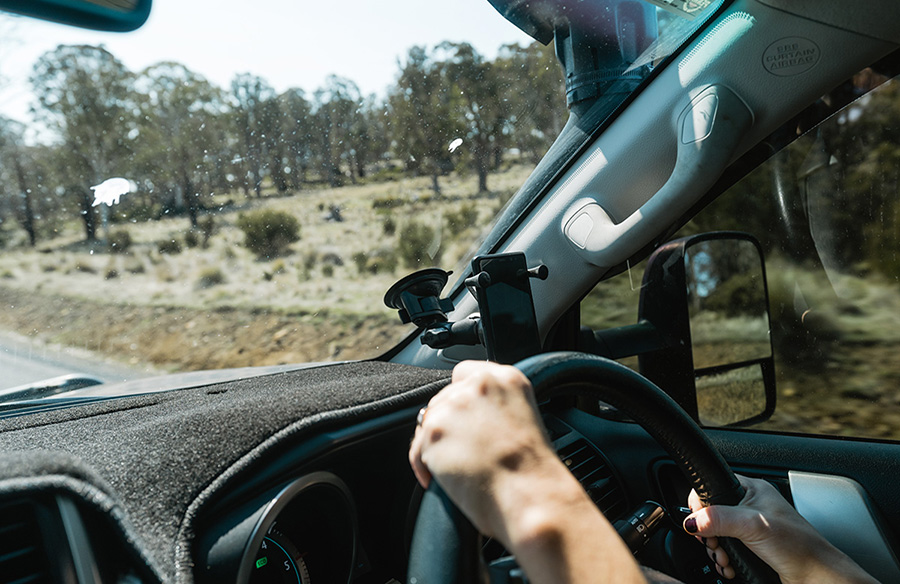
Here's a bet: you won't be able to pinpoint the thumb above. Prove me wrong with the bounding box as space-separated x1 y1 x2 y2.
683 504 762 540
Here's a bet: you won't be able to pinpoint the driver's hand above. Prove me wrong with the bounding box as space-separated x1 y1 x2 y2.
683 475 878 584
408 360 562 540
407 361 648 584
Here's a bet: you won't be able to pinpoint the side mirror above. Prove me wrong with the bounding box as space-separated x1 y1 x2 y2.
638 232 775 426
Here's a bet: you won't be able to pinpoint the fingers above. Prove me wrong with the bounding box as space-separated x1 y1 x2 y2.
406 360 537 493
408 425 431 489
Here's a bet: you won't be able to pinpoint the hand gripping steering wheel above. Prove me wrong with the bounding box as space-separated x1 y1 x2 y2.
407 352 779 584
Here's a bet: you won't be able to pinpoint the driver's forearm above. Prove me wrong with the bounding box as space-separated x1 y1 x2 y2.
491 454 647 584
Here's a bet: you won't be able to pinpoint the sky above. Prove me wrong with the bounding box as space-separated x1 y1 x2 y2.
1 0 536 121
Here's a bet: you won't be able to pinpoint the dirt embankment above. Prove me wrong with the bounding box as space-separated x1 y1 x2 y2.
0 286 409 373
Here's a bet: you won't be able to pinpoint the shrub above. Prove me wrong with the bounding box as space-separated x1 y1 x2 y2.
105 268 119 280
237 209 300 259
445 204 479 230
320 251 343 266
398 222 441 269
322 264 334 277
352 251 369 274
383 217 397 236
73 260 97 274
197 267 226 288
184 229 200 249
372 195 405 209
108 230 132 254
124 257 145 274
302 252 317 271
157 238 183 255
366 249 398 274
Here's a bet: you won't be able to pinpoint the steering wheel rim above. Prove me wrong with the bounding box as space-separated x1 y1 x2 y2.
407 352 778 584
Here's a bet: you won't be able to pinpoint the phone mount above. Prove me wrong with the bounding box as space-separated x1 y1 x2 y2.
384 268 482 350
383 268 454 328
384 254 549 362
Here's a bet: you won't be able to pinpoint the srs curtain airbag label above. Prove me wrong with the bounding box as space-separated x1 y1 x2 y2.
763 37 820 76
642 0 713 19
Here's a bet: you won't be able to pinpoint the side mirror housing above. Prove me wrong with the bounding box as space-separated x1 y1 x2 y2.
638 232 776 426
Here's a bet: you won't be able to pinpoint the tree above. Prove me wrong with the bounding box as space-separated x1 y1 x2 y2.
278 88 314 190
31 44 137 241
438 42 509 193
135 62 227 225
278 89 313 189
495 42 567 163
313 75 363 187
231 73 275 198
0 118 37 246
389 45 460 194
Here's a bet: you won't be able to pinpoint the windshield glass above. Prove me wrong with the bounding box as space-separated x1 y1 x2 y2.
0 0 720 392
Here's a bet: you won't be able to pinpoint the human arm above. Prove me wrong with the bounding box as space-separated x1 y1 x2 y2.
683 475 879 584
408 360 647 584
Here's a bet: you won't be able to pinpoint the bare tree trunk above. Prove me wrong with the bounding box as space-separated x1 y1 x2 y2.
13 155 36 246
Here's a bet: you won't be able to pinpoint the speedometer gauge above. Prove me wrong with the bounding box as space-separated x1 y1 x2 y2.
249 528 311 584
198 471 357 584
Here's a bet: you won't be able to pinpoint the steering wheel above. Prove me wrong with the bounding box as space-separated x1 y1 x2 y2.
407 352 779 584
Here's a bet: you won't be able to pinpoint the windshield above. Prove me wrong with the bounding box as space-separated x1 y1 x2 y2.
0 0 721 392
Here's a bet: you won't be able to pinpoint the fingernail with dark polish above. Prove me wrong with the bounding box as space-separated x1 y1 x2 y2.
684 516 698 533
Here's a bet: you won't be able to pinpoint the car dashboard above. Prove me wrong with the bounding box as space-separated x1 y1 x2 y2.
0 359 747 584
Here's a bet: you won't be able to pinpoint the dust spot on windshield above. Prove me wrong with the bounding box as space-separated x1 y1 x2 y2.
90 177 136 207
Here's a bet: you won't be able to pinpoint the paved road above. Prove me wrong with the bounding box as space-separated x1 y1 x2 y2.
0 331 150 391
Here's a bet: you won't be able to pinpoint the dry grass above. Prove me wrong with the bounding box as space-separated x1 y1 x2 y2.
0 165 533 373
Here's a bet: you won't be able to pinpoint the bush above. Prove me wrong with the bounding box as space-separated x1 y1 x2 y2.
398 222 441 269
124 257 145 274
322 264 334 277
445 203 479 230
157 238 183 255
383 217 397 236
366 249 397 274
302 252 317 271
184 229 200 248
197 267 226 288
237 209 301 259
372 195 405 209
73 260 97 274
352 251 369 274
108 230 132 254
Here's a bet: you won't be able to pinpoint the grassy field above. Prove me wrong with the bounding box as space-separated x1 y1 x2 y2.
0 165 533 374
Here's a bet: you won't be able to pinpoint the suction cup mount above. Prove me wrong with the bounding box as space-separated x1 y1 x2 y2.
383 268 454 328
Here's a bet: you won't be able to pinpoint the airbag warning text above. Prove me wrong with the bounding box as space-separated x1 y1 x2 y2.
763 37 820 77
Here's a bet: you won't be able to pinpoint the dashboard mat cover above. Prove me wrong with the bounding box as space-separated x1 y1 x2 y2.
0 361 450 583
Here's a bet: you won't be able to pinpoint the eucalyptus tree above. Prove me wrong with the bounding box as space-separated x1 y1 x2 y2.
495 42 567 163
0 117 37 245
313 75 363 187
31 44 137 240
437 41 509 193
231 73 275 198
388 45 461 194
135 62 227 225
277 88 314 190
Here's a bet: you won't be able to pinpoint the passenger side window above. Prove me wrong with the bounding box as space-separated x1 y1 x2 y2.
584 64 900 441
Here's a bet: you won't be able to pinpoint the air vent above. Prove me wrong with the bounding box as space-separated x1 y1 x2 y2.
558 439 627 520
0 500 50 584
